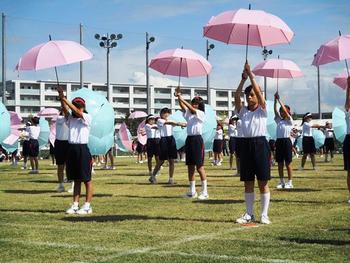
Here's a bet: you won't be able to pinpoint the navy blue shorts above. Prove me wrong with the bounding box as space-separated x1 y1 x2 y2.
54 140 69 165
324 138 334 152
28 139 39 157
302 136 316 154
22 140 30 157
147 138 160 157
229 137 237 154
159 136 177 161
343 135 350 170
185 135 204 167
275 138 293 164
240 137 271 182
213 139 223 153
136 142 144 154
66 144 92 182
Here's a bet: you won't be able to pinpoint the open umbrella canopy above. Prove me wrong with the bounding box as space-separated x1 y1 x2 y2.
312 35 350 67
150 48 212 78
38 118 50 149
119 123 133 151
16 40 93 71
332 107 347 143
203 105 217 151
296 130 326 150
266 100 277 140
0 102 11 143
253 59 303 78
333 73 349 90
203 8 294 46
38 108 59 118
170 110 187 149
129 111 148 119
137 120 147 146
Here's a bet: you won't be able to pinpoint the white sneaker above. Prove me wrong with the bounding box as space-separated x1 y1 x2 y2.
276 183 285 189
139 161 144 164
167 178 175 185
216 162 222 166
298 166 304 171
260 215 271 224
76 204 92 215
285 182 294 189
148 176 157 184
347 198 350 204
57 184 65 193
198 192 209 200
67 187 74 193
184 192 198 198
21 165 27 170
236 213 255 224
66 204 79 214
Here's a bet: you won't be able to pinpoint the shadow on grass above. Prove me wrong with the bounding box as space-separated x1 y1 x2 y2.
0 208 62 214
293 176 344 180
28 180 57 184
194 199 244 204
62 214 234 223
51 193 113 198
272 199 344 204
116 195 181 199
326 228 350 234
1 189 57 194
280 237 350 246
275 188 321 192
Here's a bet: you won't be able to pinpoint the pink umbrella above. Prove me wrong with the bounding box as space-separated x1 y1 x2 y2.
333 73 348 90
38 107 59 118
150 48 212 80
3 112 23 144
137 120 147 146
129 111 148 119
49 121 56 146
203 5 294 60
312 33 350 75
16 40 93 71
119 122 133 151
253 58 303 91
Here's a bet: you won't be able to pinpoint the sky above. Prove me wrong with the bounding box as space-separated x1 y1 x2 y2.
1 0 350 114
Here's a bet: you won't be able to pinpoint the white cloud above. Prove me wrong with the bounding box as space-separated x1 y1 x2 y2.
129 71 180 87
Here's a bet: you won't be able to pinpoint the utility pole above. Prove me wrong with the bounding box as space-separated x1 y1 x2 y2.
206 39 215 105
2 13 6 104
146 32 155 114
79 23 83 88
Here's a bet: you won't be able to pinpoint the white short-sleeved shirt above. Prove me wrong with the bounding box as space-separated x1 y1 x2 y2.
183 109 205 136
157 118 173 137
55 116 69 141
238 106 267 138
26 126 40 140
228 124 238 137
66 113 92 144
236 120 243 138
214 129 223 140
346 110 350 134
275 116 293 139
302 122 313 137
325 128 334 138
145 123 157 139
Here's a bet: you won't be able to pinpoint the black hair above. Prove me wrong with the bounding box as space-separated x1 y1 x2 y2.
160 107 171 115
145 114 156 124
31 116 40 125
191 96 205 112
244 85 253 95
279 105 291 116
301 112 312 126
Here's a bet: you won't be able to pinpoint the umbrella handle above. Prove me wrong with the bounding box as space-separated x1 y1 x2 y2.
178 57 183 87
48 35 61 91
245 4 251 62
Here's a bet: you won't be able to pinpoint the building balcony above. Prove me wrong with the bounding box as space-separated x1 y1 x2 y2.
20 89 40 95
20 100 41 106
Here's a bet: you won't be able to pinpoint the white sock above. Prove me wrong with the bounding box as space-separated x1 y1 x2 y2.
288 180 293 184
84 202 90 208
201 180 208 194
73 202 79 207
260 192 270 218
245 192 255 216
190 181 196 194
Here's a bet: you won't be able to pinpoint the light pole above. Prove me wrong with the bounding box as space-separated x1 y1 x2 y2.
314 53 321 119
95 33 123 102
262 47 273 99
206 40 215 105
2 13 6 104
146 32 155 114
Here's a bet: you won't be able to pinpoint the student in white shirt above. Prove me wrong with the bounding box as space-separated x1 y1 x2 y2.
343 76 350 204
213 123 224 166
143 115 160 177
54 111 70 193
175 87 208 199
299 113 322 170
274 92 294 189
149 107 186 185
20 121 31 170
235 62 271 225
228 116 238 170
57 87 93 215
27 117 41 174
323 122 335 162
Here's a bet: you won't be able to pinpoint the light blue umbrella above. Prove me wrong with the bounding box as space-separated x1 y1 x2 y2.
266 100 277 140
38 118 50 149
203 105 217 151
170 110 187 149
296 129 325 151
2 140 18 153
70 88 115 155
0 102 11 143
332 107 346 143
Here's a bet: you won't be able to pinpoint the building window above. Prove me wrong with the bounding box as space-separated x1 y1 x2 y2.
113 86 129 93
134 98 147 105
134 87 146 94
216 91 228 98
216 101 228 107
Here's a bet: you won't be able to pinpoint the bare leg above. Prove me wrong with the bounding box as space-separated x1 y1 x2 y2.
286 163 293 181
73 181 81 203
236 157 240 175
197 165 207 181
34 157 39 170
84 181 93 203
258 180 269 194
278 162 284 180
310 153 316 168
152 160 164 176
229 154 233 169
29 157 35 170
147 155 153 173
168 159 175 179
57 164 64 183
109 150 114 168
188 165 195 181
301 154 307 168
244 180 255 193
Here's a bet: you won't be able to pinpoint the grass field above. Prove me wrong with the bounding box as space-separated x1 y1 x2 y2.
0 155 349 263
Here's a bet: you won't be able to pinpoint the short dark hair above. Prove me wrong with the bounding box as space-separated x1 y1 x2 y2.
160 107 171 115
72 97 88 113
31 116 40 125
191 96 205 112
244 85 253 95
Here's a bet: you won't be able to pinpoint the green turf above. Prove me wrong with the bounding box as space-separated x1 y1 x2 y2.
0 155 349 263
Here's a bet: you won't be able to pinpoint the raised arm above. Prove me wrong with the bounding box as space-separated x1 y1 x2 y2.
235 71 248 113
58 87 83 118
57 87 69 117
274 92 280 119
165 120 187 128
245 62 266 109
345 76 350 111
275 92 291 120
175 86 198 114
